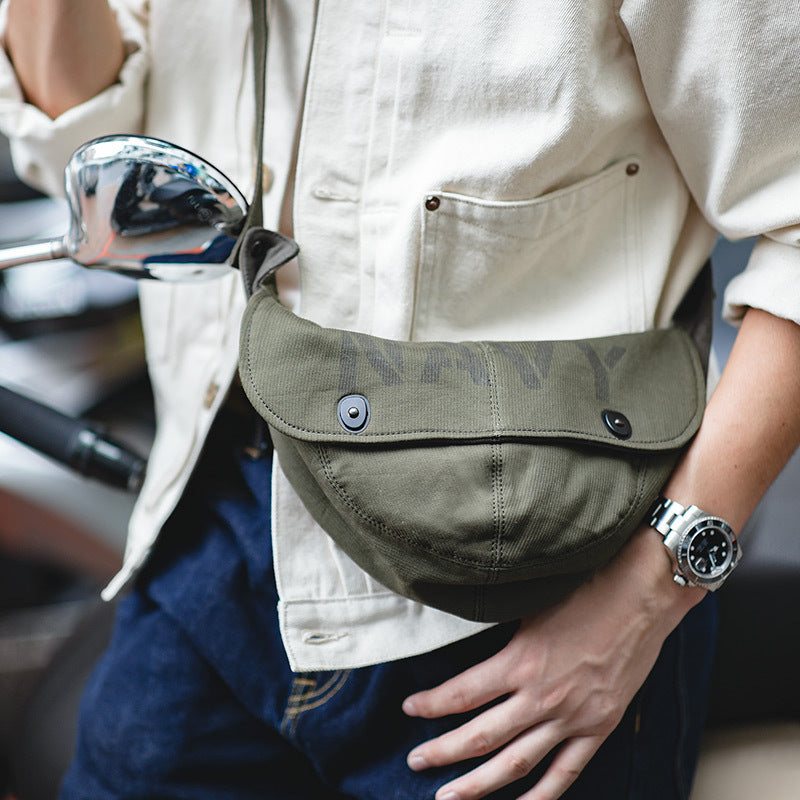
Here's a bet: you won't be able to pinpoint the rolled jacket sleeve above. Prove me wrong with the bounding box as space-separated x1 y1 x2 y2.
0 0 149 198
619 1 800 325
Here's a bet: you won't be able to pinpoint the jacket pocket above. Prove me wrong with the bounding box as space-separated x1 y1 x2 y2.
411 158 644 342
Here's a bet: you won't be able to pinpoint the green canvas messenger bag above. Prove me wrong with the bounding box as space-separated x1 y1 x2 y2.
234 0 710 622
236 226 712 623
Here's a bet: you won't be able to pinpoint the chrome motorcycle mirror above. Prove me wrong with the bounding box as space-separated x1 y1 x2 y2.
0 135 248 280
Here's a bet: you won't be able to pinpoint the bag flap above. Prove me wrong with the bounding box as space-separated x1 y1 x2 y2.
240 288 706 451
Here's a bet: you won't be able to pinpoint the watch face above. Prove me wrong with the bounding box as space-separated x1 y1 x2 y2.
680 520 736 580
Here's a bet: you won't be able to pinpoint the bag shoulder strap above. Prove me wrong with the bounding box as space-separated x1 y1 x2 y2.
231 0 269 290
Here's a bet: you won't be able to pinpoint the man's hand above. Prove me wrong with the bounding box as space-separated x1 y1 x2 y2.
403 529 704 800
403 309 800 800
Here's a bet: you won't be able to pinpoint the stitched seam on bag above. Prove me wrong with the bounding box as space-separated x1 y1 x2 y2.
481 342 505 592
315 442 657 571
313 445 655 571
243 293 703 445
608 453 650 545
485 343 499 618
242 294 703 444
309 441 507 567
316 443 505 568
629 455 650 532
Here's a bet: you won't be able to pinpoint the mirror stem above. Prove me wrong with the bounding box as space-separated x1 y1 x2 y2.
0 238 67 270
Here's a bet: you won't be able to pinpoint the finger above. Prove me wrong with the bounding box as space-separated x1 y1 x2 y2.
431 722 559 800
408 694 536 770
518 736 603 800
403 655 514 719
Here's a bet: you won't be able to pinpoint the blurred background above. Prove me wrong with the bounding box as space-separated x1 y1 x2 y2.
0 132 797 799
0 132 153 799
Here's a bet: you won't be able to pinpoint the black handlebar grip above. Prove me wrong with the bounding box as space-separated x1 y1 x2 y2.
0 384 146 492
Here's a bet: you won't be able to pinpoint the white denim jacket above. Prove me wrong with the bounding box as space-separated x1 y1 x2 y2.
1 0 799 671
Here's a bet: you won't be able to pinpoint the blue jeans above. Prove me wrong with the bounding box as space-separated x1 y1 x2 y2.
60 415 717 800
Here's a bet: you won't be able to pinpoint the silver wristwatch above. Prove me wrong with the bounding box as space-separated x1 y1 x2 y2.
648 496 742 591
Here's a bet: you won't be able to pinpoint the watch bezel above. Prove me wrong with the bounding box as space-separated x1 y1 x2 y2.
675 517 739 586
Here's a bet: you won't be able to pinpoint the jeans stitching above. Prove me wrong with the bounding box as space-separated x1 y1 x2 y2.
280 670 352 736
290 671 345 704
290 671 351 714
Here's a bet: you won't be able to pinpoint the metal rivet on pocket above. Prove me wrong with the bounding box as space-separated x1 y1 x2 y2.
338 394 370 433
425 195 441 211
602 410 632 440
626 163 640 176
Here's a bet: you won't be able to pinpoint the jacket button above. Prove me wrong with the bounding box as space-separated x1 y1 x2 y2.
425 195 441 211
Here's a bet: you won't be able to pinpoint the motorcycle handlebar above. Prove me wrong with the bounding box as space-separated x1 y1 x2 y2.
0 384 146 492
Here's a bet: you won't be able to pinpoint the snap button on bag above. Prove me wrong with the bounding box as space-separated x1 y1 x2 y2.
338 395 370 433
602 410 632 439
238 228 713 623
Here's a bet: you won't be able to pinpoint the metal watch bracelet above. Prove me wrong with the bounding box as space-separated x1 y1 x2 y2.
648 496 741 590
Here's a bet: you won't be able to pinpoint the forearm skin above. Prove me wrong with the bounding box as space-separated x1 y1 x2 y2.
5 0 125 118
645 306 800 626
666 308 800 529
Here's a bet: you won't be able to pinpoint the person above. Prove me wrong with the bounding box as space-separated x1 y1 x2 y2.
1 2 799 798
